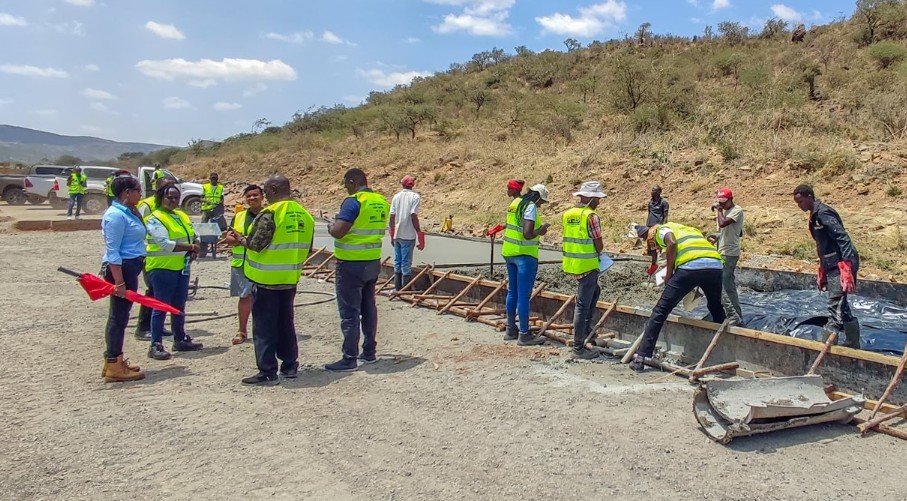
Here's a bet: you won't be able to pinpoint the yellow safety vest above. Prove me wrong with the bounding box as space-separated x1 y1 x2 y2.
202 183 223 211
334 191 389 261
244 200 314 286
152 169 165 182
137 196 157 219
68 173 87 195
502 198 541 258
562 207 598 275
230 208 253 268
654 223 723 267
145 209 196 272
105 176 114 196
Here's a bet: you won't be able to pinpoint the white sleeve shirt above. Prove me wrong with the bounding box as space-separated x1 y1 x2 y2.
390 189 421 240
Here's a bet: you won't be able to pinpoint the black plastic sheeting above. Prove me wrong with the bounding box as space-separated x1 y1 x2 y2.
683 289 907 356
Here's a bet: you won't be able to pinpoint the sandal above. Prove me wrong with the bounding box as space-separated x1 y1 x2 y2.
232 331 248 345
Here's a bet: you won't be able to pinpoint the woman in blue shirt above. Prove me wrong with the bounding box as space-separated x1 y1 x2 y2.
101 175 147 382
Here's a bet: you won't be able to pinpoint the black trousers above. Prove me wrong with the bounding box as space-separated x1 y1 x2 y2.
638 268 725 359
103 257 144 358
335 260 380 359
252 286 298 376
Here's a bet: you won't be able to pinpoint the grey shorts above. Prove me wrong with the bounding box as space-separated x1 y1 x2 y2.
230 266 254 298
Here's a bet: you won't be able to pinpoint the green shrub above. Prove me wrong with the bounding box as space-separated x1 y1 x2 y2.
718 141 739 162
868 41 907 69
888 184 903 197
777 240 815 260
631 105 670 133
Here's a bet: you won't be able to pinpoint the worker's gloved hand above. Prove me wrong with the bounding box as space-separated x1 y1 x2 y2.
647 263 658 276
817 266 827 292
417 231 426 251
838 261 855 293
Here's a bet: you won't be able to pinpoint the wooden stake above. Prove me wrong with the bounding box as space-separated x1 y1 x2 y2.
807 331 838 376
301 246 326 267
390 265 431 300
411 271 451 308
868 341 907 421
689 319 730 383
860 403 907 436
621 331 646 364
306 256 331 277
584 297 619 348
690 362 739 378
438 275 483 315
467 280 507 319
376 272 396 294
538 295 575 337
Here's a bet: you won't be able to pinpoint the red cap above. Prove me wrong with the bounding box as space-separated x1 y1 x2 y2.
507 179 525 191
401 175 415 188
716 188 733 202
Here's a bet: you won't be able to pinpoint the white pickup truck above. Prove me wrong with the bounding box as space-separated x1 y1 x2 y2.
51 165 205 215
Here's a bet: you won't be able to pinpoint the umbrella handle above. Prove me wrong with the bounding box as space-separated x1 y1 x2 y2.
57 267 81 278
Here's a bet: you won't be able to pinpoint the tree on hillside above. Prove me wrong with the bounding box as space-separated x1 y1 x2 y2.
610 51 652 110
703 25 714 41
799 60 822 100
635 22 653 45
514 45 534 57
759 18 787 39
252 118 271 133
469 88 492 118
854 0 903 46
813 35 843 70
717 21 749 45
564 38 582 52
55 155 82 166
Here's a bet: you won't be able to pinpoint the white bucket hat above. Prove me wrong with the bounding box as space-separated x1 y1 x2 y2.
529 183 549 202
573 181 607 198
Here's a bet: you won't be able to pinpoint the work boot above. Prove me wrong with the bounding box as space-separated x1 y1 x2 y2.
325 357 358 372
517 332 546 346
103 355 145 383
843 319 861 350
148 342 172 360
402 274 413 291
571 347 600 360
172 335 203 352
394 272 402 291
134 328 152 341
503 326 519 341
101 355 140 376
628 355 647 372
280 361 299 379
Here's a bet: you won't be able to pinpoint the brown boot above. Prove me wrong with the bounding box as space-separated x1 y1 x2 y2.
103 355 146 383
101 356 142 377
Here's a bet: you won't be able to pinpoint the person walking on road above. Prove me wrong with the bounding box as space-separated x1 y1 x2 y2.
135 175 177 340
502 183 550 346
66 166 87 220
630 223 726 371
231 176 314 385
709 188 744 325
793 184 861 349
389 175 424 291
326 168 389 372
222 184 264 345
145 184 204 360
200 172 226 258
563 181 607 360
100 175 147 382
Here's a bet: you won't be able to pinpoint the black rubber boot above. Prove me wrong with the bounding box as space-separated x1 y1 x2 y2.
843 319 861 350
517 332 545 346
402 274 413 291
394 272 402 291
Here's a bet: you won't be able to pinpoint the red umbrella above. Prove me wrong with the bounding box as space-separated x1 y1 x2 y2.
58 267 183 315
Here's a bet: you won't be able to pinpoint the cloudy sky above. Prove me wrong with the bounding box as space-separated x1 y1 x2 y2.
0 0 854 146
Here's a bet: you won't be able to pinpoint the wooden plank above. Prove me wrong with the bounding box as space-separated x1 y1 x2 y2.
438 275 483 315
621 331 646 364
689 319 730 383
305 256 331 277
868 342 907 421
538 295 575 337
301 246 326 267
390 266 432 301
411 272 451 308
691 362 739 378
860 403 907 436
808 331 838 375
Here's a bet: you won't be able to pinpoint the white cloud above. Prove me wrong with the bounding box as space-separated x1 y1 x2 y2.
0 13 28 27
33 109 58 117
333 55 349 62
136 58 297 82
83 63 99 71
429 0 514 36
213 102 242 111
358 68 432 87
188 79 217 88
163 97 191 110
321 30 356 46
691 17 702 23
82 88 116 100
536 1 627 38
89 102 108 112
770 4 801 22
51 20 84 36
403 37 421 43
0 64 68 78
243 83 268 97
687 0 699 6
64 0 95 6
342 95 365 104
265 31 314 44
712 0 731 10
145 21 185 40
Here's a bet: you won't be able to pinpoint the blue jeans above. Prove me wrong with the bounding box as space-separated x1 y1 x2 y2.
67 193 84 217
394 239 416 275
505 255 539 334
148 269 189 344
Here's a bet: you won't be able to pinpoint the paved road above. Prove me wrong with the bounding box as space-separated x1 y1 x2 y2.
0 202 102 221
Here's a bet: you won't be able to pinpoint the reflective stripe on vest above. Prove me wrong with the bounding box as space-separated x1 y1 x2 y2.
334 191 389 261
145 209 195 272
202 183 223 211
562 207 599 274
654 223 723 267
502 198 541 258
68 173 87 195
137 196 157 219
243 200 315 286
230 209 249 268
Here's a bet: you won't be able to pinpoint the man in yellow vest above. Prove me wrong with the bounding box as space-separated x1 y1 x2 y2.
230 175 314 386
135 175 177 340
562 181 607 360
326 168 389 372
200 172 226 258
221 184 264 345
629 223 726 371
66 166 87 220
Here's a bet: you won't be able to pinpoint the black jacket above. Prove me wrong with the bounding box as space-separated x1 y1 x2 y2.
809 201 859 272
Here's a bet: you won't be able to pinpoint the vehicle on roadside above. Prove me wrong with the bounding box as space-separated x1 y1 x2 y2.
0 174 29 205
22 165 69 207
52 165 204 215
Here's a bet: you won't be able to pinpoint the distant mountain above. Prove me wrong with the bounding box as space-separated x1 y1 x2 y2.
0 125 174 164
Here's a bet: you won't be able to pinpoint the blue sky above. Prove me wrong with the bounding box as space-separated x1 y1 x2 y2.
0 0 856 146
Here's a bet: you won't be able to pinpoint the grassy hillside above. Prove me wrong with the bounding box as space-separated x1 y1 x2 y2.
169 2 907 280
